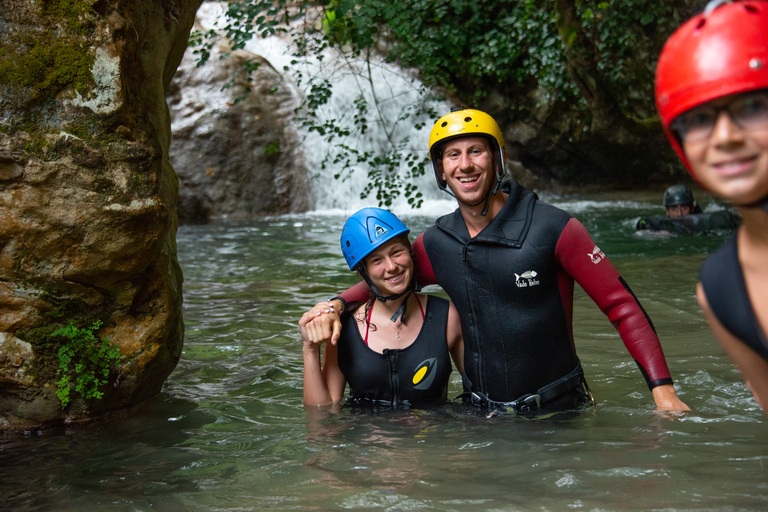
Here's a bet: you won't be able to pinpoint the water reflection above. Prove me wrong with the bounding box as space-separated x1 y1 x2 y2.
3 192 767 511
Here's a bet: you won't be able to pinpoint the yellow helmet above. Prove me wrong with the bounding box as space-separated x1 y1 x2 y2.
428 109 506 193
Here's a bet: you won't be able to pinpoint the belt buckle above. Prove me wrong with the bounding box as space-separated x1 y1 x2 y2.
514 393 541 413
470 392 486 407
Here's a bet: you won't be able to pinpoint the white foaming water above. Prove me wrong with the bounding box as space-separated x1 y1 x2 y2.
195 3 455 218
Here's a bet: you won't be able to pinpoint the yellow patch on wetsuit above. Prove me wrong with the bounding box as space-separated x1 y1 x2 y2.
413 365 428 385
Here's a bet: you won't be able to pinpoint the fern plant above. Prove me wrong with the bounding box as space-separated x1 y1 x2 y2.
52 320 120 407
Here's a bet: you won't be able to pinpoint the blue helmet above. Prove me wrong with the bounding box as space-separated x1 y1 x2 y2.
340 208 410 270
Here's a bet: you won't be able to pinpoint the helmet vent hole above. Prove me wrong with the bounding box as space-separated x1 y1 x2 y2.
745 5 759 14
346 241 350 247
694 19 706 32
750 58 764 70
464 117 472 122
441 121 447 127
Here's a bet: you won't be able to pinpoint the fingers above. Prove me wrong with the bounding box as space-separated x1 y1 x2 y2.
313 302 336 316
298 310 314 328
299 301 341 346
331 318 342 346
317 314 336 343
302 312 338 345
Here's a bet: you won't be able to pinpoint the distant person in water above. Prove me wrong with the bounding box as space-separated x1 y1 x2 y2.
302 109 689 415
300 207 463 408
655 0 768 416
663 185 700 218
636 184 739 234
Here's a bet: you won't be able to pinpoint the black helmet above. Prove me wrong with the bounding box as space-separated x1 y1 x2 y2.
663 185 694 207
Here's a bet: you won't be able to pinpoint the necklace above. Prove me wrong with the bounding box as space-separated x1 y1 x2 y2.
363 295 426 345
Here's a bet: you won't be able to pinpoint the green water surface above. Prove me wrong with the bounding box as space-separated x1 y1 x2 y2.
2 191 766 511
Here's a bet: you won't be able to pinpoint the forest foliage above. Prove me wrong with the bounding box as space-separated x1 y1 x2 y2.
193 0 696 204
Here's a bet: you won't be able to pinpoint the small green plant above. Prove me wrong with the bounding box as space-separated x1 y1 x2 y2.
264 140 280 157
52 320 120 407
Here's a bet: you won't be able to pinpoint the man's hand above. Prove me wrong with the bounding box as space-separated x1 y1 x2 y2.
652 383 690 412
299 300 343 346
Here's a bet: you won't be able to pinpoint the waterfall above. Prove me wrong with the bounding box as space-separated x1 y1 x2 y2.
195 2 457 219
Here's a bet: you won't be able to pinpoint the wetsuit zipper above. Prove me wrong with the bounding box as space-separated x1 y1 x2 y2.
385 350 399 406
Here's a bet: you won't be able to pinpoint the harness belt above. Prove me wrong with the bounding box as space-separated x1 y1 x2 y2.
465 361 589 413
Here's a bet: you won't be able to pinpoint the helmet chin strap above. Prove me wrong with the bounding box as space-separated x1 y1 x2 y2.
363 275 422 322
480 179 502 216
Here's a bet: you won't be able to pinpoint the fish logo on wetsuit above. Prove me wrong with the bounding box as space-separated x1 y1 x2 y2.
588 245 605 264
412 358 438 390
514 270 540 288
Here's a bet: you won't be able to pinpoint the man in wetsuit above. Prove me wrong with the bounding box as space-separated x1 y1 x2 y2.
663 185 699 218
303 109 688 413
635 184 739 234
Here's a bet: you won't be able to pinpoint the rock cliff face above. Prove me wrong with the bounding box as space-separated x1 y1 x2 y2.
168 38 310 223
0 0 201 429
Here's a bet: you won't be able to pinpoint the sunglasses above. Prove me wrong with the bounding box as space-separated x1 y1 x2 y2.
671 92 768 142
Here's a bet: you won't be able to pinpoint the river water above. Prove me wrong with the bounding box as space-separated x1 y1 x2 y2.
3 190 767 511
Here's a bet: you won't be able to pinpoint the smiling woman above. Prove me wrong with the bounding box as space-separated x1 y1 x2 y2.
655 0 768 418
299 207 464 408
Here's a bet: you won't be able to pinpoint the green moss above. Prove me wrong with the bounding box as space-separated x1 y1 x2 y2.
42 0 98 34
0 34 96 99
23 133 49 157
64 122 90 140
0 0 99 125
21 325 63 383
37 292 92 323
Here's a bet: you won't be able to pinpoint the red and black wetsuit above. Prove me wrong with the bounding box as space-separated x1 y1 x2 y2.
340 181 673 405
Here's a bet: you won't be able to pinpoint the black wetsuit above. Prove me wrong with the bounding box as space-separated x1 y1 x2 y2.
636 211 740 234
341 181 674 411
337 296 453 406
700 235 768 361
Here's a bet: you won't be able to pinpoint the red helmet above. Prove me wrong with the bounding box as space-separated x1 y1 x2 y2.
655 0 768 173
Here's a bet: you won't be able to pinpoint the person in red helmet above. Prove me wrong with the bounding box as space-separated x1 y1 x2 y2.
302 109 689 415
656 0 768 416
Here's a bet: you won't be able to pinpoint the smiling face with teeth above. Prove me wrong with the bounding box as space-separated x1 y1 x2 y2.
682 93 768 207
438 137 498 207
363 237 414 296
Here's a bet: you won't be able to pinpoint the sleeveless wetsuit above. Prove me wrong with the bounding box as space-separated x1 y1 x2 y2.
700 235 768 361
340 181 673 408
337 296 453 407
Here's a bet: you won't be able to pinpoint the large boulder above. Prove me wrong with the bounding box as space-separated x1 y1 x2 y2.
168 38 309 223
0 0 201 429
